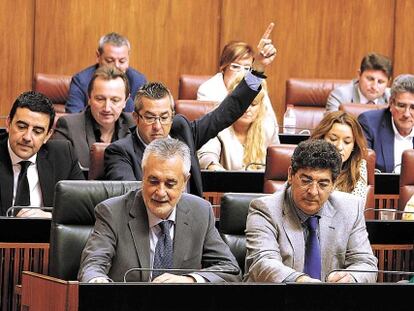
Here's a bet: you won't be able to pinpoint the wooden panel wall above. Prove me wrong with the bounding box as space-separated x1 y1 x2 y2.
33 0 220 98
0 0 34 125
2 0 414 125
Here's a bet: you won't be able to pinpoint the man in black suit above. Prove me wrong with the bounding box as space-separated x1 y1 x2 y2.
104 23 277 196
0 91 84 217
53 66 135 169
79 138 240 283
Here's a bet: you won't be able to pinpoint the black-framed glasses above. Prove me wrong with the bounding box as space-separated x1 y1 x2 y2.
138 113 173 125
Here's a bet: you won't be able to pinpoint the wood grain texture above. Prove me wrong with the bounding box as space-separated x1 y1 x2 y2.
393 0 414 76
221 0 395 124
0 0 34 119
33 0 220 99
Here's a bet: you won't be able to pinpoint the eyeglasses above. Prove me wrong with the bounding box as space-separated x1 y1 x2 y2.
296 175 333 192
138 114 173 125
393 102 414 114
229 63 251 72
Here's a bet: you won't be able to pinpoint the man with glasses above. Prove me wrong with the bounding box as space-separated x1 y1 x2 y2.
358 74 414 173
53 66 135 170
244 139 377 283
104 23 277 196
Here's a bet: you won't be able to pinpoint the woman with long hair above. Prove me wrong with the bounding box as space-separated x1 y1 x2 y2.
311 111 368 202
198 74 279 171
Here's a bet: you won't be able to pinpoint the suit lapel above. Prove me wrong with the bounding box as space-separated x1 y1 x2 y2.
318 201 336 275
352 80 361 103
281 196 305 269
128 191 151 281
380 112 395 172
131 131 144 178
118 113 131 138
0 139 14 214
37 146 55 207
84 112 97 148
173 198 192 268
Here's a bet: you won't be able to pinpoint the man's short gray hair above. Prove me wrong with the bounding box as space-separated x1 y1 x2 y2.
390 74 414 100
142 138 191 177
98 32 130 54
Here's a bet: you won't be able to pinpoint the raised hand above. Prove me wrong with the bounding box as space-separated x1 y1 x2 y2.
252 22 277 72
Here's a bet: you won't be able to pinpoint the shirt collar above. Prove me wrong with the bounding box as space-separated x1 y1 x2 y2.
357 87 377 104
146 206 176 229
87 106 121 142
7 139 37 165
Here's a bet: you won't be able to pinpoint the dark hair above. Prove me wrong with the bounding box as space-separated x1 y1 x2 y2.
360 52 393 79
134 82 174 112
9 91 55 131
291 139 342 182
87 66 130 98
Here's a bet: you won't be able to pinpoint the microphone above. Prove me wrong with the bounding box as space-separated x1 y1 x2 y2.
6 206 53 217
325 268 414 282
123 267 240 282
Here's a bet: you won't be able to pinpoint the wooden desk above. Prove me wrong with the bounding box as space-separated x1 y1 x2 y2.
0 218 50 311
20 272 413 311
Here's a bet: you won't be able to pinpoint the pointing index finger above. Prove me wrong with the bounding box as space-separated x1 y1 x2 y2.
261 22 275 39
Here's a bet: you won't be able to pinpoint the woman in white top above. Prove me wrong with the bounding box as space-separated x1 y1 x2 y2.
198 74 279 171
311 111 369 205
197 41 278 129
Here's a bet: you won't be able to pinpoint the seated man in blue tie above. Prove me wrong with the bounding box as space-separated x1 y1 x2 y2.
0 91 84 217
244 139 377 283
78 138 241 283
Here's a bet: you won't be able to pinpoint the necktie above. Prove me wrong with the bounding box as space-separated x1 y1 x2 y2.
14 161 31 206
303 216 321 280
153 221 173 278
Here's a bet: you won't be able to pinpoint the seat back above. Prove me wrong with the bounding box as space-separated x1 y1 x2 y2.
49 180 141 280
399 149 414 210
33 73 71 116
178 74 211 99
263 144 296 194
174 100 217 121
89 142 110 180
219 192 269 273
339 103 387 118
285 78 350 131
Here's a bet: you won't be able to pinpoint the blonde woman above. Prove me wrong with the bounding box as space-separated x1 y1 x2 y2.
198 75 279 171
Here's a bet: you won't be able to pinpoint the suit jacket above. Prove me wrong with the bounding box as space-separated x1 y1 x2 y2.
0 138 85 215
104 78 260 197
65 64 147 113
326 79 390 112
244 184 377 283
78 189 241 282
52 108 134 168
358 108 412 173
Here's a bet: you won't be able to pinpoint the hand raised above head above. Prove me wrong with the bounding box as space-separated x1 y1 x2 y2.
253 22 277 72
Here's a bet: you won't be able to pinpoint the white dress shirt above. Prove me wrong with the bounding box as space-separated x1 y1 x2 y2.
391 119 414 173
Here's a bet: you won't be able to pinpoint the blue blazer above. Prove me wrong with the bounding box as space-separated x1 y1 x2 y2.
65 64 146 113
358 108 414 173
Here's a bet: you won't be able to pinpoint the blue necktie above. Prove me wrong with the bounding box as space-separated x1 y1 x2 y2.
304 216 321 279
153 221 173 278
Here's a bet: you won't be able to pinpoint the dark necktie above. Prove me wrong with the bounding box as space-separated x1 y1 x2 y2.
14 161 31 206
153 221 173 278
303 216 321 279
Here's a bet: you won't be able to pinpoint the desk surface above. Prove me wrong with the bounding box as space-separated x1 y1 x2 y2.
0 217 51 242
375 173 400 194
201 170 264 193
366 220 414 244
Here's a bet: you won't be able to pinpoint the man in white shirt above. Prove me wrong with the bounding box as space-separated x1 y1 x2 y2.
326 53 393 111
358 74 414 173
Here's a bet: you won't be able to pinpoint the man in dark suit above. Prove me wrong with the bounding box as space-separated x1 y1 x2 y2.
53 66 134 169
104 23 277 196
65 32 146 113
358 74 414 173
0 91 84 217
78 138 241 283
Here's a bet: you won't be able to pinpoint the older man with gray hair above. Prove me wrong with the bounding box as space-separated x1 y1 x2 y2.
358 74 414 173
66 32 146 113
79 137 241 283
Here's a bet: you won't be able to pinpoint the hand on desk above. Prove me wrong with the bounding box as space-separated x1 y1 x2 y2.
16 208 51 218
152 273 195 283
88 277 110 283
296 275 322 283
326 271 356 283
252 22 277 73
